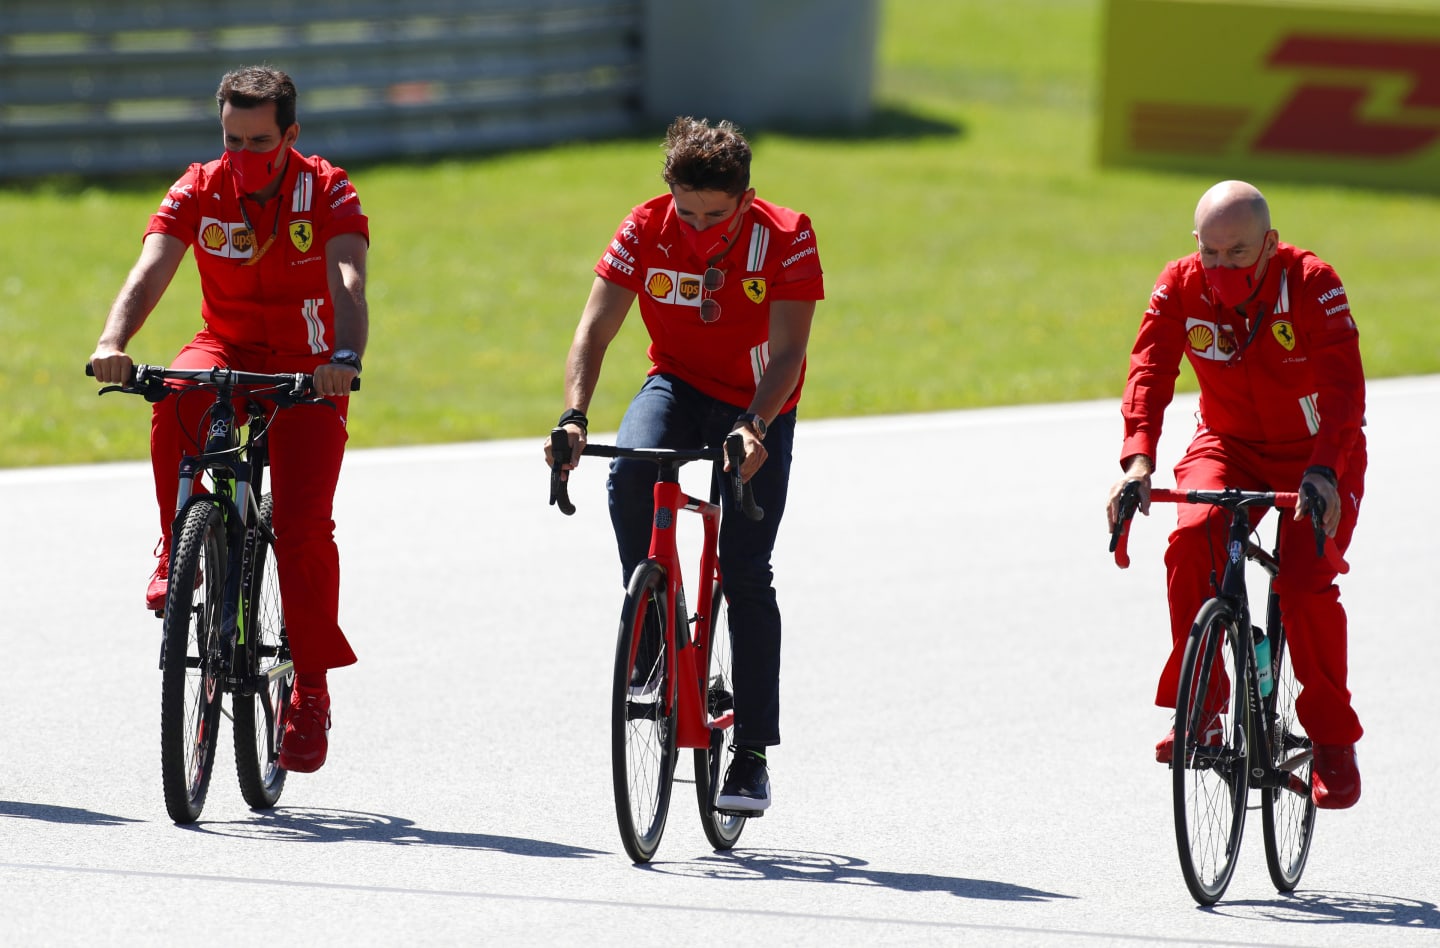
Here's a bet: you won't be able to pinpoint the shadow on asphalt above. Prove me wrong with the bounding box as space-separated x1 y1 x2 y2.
1213 890 1440 929
186 806 606 859
646 848 1075 902
0 801 142 826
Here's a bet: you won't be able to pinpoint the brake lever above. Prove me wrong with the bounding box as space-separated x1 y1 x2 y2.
549 427 576 516
1109 480 1141 554
1302 482 1326 557
724 432 764 521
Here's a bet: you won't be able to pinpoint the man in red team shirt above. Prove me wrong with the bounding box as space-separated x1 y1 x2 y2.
546 116 823 812
1106 180 1366 808
89 66 368 774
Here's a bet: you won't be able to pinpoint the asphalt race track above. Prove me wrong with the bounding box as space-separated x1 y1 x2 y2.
4 377 1438 946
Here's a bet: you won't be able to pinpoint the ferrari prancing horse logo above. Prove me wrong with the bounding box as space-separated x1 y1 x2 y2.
289 220 313 253
743 277 767 304
1271 320 1296 351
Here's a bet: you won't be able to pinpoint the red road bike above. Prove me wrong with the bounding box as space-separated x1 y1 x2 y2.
549 430 761 863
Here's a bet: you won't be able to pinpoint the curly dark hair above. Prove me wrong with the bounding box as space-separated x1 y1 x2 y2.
216 66 298 132
661 116 751 196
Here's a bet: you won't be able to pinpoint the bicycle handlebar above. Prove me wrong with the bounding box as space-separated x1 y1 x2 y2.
1110 482 1331 571
86 362 359 404
547 429 763 521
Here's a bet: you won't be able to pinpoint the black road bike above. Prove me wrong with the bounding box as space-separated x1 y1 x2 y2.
1112 482 1328 905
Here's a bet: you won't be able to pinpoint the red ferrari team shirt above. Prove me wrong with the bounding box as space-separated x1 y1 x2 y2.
1121 243 1365 477
146 149 370 359
594 193 824 412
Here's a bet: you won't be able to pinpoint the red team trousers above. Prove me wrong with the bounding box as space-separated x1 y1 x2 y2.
151 333 357 673
1157 429 1366 745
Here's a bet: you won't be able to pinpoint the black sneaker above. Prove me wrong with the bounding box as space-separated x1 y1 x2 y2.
628 656 662 698
717 747 770 812
628 606 663 698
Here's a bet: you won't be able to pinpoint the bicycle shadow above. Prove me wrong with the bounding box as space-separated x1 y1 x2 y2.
185 806 605 860
645 848 1075 902
1213 890 1440 928
0 800 142 827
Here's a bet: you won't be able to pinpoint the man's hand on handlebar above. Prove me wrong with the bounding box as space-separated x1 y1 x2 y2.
1296 468 1340 537
88 348 134 386
1106 454 1154 533
544 423 588 479
725 423 767 483
312 362 358 399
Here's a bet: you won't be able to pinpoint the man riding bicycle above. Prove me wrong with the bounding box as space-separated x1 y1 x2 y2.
88 66 369 774
1105 180 1366 809
546 116 824 812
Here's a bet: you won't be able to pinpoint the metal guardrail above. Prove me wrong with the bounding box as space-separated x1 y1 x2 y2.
0 0 645 178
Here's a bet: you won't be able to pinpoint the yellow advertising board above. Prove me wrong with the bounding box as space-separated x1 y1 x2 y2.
1100 0 1440 191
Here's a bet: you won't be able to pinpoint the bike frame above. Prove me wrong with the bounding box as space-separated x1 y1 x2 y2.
636 464 731 751
172 392 272 684
1135 487 1310 791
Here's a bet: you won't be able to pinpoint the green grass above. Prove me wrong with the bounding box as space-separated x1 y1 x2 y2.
4 0 1439 467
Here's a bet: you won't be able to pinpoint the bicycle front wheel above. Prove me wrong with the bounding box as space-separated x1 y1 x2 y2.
1262 624 1316 891
611 561 678 863
695 580 746 850
1173 598 1250 905
160 502 228 824
234 493 291 809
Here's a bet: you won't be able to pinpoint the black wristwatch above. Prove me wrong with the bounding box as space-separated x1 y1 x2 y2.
330 349 363 372
736 412 767 441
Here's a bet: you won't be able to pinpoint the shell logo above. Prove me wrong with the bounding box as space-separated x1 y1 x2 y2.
1187 324 1215 352
201 223 227 250
647 272 674 299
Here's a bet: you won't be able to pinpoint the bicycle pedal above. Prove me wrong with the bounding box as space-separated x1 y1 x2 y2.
716 807 763 819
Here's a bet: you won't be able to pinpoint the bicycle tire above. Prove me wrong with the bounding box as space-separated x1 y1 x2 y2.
1261 623 1317 891
695 580 747 850
611 561 678 863
159 502 227 824
234 493 291 809
1172 598 1250 905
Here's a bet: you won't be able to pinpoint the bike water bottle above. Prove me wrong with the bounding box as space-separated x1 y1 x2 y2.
1252 627 1273 698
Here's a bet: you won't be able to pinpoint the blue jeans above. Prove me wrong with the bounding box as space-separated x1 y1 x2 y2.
608 373 792 747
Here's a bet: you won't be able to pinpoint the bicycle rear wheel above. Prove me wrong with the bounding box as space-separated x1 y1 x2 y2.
160 502 227 824
234 494 291 809
1173 598 1250 905
695 580 747 850
612 561 678 863
1262 624 1317 891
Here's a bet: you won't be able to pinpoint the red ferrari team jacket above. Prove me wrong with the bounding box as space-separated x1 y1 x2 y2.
1120 243 1365 479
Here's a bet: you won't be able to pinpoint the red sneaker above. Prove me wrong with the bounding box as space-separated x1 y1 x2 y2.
1312 743 1361 809
1155 714 1223 764
147 541 203 613
146 547 171 612
278 686 331 773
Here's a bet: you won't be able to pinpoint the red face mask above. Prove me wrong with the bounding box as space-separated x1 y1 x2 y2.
1203 260 1263 309
224 140 286 194
677 205 743 263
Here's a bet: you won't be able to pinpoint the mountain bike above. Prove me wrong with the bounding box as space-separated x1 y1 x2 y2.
549 429 762 863
90 363 357 824
1111 482 1328 905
